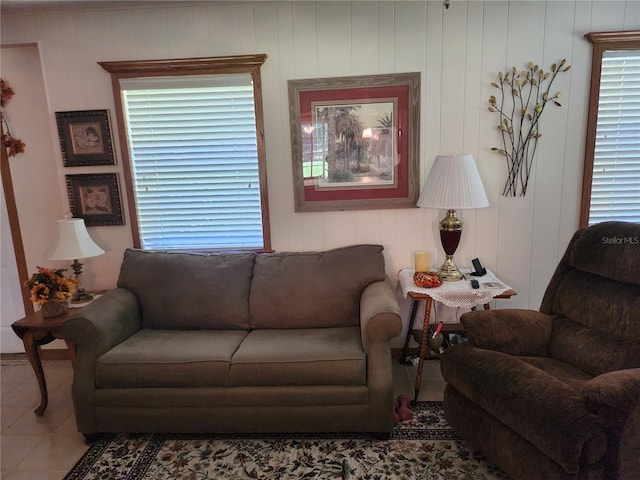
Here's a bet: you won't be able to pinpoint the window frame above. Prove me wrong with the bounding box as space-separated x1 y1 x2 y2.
580 31 640 228
99 55 271 252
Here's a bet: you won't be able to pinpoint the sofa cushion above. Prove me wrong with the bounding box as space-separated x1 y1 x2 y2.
229 327 366 386
117 249 255 329
249 245 386 329
95 329 248 388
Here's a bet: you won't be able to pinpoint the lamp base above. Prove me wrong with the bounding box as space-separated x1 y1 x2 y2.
438 255 463 281
71 288 94 304
438 210 463 282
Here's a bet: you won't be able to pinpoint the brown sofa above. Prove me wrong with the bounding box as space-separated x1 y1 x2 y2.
62 244 401 439
440 221 640 480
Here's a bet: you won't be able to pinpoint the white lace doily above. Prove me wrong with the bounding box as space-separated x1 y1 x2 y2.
397 268 512 309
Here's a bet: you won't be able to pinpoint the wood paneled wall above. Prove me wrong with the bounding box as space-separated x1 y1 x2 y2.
1 1 638 349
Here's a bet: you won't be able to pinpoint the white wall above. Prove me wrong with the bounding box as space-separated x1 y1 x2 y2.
1 161 25 352
1 1 638 351
1 44 64 351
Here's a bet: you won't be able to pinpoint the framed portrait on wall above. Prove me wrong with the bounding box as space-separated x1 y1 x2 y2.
288 72 421 212
65 173 124 226
55 110 116 167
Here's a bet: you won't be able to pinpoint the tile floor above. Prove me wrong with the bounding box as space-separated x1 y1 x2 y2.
1 356 446 479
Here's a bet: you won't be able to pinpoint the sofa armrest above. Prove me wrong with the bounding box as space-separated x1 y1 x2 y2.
360 277 401 433
63 287 142 357
460 309 553 356
62 287 142 434
583 368 640 414
359 277 401 352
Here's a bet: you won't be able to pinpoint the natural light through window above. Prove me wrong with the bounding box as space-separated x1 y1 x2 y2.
121 75 264 250
582 32 640 227
588 49 640 225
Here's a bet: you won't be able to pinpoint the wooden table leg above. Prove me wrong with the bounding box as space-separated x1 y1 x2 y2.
22 331 48 416
413 297 432 403
400 299 420 364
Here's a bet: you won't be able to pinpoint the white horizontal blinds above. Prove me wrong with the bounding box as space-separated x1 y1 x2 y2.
589 50 640 226
121 74 264 250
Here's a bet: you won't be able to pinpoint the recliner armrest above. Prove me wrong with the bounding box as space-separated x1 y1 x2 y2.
460 309 553 356
583 368 640 414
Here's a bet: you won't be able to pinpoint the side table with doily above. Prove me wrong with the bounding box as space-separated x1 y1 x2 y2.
397 268 517 401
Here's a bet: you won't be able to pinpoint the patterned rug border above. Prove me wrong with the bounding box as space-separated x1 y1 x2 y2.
65 401 491 480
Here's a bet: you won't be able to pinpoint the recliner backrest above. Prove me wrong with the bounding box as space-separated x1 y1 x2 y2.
540 222 640 376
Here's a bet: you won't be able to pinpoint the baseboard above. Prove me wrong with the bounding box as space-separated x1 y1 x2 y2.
392 347 418 360
0 349 71 361
41 349 71 360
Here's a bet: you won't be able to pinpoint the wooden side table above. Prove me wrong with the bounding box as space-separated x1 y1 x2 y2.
11 309 77 415
10 294 103 416
397 269 517 401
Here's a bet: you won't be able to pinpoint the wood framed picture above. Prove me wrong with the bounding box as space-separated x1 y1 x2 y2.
65 173 124 226
288 72 421 212
55 110 115 166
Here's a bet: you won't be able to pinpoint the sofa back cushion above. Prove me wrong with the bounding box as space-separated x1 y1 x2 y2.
117 249 255 329
543 222 640 375
249 244 386 329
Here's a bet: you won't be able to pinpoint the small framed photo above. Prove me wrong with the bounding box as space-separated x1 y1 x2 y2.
55 110 115 167
66 173 124 226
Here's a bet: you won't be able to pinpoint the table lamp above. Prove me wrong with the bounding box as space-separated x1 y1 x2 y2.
46 216 105 303
417 154 489 281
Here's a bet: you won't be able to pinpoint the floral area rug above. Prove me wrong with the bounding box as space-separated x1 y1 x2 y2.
64 401 509 480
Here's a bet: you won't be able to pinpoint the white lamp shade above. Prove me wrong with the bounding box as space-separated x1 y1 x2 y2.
46 218 105 260
417 154 489 209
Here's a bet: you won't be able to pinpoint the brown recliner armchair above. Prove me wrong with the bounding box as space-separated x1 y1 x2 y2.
440 221 640 480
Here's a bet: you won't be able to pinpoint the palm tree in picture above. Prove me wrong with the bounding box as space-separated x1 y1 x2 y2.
316 105 366 182
333 106 364 174
369 113 394 177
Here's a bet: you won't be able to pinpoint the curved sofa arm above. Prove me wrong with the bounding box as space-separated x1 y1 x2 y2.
62 287 142 434
360 277 401 434
359 277 402 353
460 309 553 356
583 368 640 414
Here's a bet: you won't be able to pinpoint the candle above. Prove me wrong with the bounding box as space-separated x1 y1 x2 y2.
415 251 430 272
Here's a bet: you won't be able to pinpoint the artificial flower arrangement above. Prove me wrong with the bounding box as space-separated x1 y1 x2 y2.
24 266 77 305
1 78 26 157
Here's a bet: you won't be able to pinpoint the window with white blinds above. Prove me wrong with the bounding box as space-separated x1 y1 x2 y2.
121 74 265 250
588 49 640 226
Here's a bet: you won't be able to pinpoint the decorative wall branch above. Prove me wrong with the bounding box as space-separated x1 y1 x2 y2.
489 60 570 196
